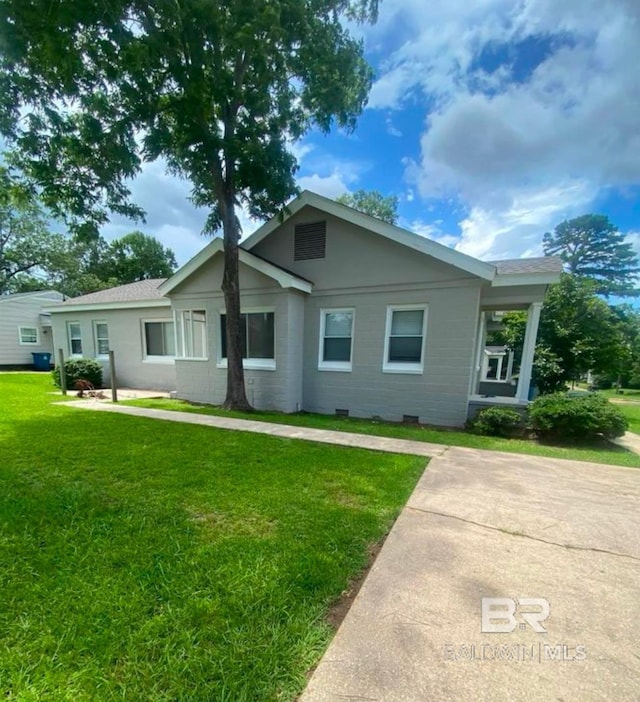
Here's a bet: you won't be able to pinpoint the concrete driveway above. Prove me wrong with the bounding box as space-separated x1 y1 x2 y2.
301 447 640 702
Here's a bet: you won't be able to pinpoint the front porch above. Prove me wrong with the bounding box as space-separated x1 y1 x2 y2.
467 301 542 418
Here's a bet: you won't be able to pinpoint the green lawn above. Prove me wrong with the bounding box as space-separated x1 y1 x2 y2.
125 397 640 468
0 373 425 701
615 402 640 434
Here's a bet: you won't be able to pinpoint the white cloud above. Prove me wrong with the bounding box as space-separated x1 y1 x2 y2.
297 172 350 199
367 0 640 259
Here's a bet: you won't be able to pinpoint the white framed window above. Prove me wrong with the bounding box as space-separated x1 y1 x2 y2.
67 322 83 356
142 319 175 362
18 326 39 345
318 308 354 371
175 310 207 360
218 310 275 370
93 321 110 357
383 305 427 374
482 348 513 382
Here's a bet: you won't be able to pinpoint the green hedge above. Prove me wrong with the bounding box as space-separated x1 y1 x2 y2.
52 358 103 390
468 407 524 437
528 392 627 441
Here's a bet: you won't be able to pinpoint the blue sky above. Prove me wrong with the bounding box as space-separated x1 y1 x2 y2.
102 0 640 269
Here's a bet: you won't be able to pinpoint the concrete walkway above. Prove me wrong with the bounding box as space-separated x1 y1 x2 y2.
611 430 640 455
302 447 640 702
61 400 445 458
61 400 640 700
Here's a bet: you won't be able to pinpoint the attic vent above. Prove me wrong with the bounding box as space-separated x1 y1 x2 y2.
294 221 326 260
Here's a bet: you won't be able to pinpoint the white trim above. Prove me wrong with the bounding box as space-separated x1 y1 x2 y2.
382 304 428 375
242 190 497 281
318 308 355 372
159 238 313 296
48 299 169 313
67 321 83 357
216 358 277 371
141 318 176 361
18 326 39 345
492 272 561 287
174 308 208 360
92 320 110 358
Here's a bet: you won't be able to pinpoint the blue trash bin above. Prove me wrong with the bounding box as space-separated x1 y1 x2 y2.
32 352 52 371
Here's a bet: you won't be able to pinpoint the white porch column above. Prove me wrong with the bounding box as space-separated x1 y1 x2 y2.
469 311 487 396
516 302 542 402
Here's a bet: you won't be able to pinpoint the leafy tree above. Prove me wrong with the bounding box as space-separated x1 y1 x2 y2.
0 167 66 294
543 214 640 296
0 0 376 409
106 231 177 283
336 189 398 224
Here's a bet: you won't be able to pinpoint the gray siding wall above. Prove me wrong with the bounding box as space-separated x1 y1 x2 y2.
0 292 62 365
170 256 304 412
50 306 176 390
250 207 477 291
302 283 482 426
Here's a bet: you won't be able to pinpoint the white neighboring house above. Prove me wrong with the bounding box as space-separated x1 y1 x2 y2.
48 279 175 390
0 290 63 368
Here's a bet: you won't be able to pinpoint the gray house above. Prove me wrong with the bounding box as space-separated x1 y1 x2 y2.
0 290 63 368
50 191 562 426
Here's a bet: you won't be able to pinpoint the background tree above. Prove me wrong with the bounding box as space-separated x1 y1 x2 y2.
543 214 640 296
497 275 629 393
105 232 177 284
0 167 66 294
0 0 377 410
336 189 399 224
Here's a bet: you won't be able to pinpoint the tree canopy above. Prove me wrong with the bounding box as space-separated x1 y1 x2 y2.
336 189 398 224
106 231 177 283
0 0 377 409
543 214 640 296
0 167 66 294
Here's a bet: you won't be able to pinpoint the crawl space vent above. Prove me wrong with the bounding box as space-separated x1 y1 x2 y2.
294 221 326 260
335 408 350 417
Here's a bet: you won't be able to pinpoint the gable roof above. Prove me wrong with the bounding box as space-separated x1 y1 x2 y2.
241 190 498 281
48 279 169 313
159 238 313 295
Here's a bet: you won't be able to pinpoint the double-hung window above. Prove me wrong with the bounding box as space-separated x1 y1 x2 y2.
383 306 427 374
67 322 83 356
18 326 39 345
175 310 207 359
219 311 275 370
318 309 354 371
93 322 109 357
143 320 175 361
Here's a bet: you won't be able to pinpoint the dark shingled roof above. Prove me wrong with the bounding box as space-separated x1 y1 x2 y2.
488 256 564 275
56 279 167 305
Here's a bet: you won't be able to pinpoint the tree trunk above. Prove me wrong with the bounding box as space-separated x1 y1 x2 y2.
221 200 252 411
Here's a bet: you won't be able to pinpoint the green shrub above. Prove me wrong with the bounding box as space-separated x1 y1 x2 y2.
52 358 103 389
528 392 627 441
468 406 524 437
